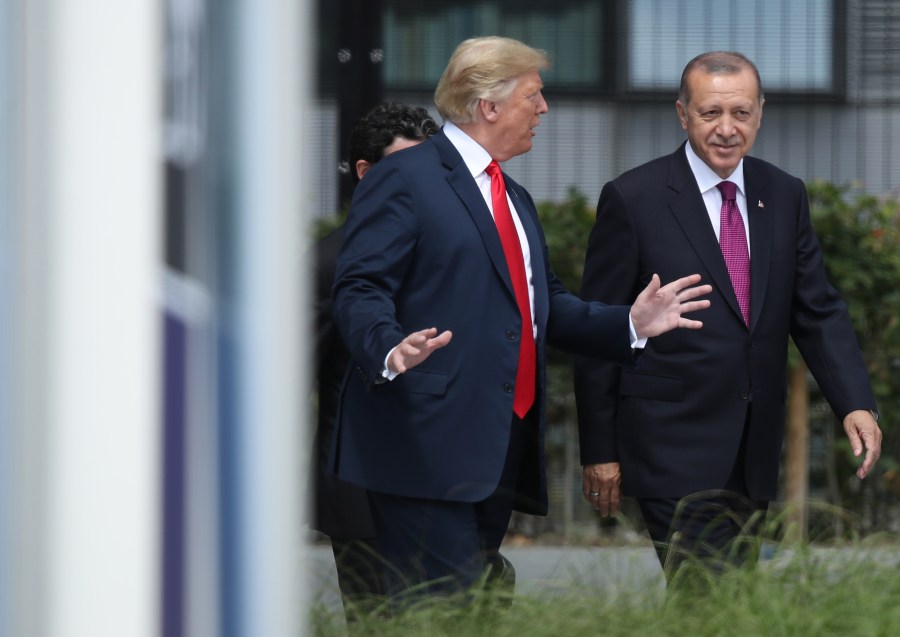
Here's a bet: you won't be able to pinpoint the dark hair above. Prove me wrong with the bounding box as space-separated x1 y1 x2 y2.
678 51 764 106
348 103 439 183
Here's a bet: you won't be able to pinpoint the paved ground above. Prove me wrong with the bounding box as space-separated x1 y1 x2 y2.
306 543 667 612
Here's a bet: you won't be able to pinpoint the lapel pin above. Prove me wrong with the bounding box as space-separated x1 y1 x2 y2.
757 200 765 208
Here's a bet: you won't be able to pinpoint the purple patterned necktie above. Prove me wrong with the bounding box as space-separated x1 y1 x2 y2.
717 181 751 326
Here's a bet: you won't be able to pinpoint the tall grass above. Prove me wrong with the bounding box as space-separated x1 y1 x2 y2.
310 541 900 636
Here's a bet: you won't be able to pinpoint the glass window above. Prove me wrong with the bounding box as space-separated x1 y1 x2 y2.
383 1 607 91
628 0 835 93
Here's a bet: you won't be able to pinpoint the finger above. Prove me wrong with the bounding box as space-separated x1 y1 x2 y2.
639 273 661 298
597 501 610 517
676 284 713 301
428 330 453 348
677 319 704 330
678 300 711 313
845 425 863 457
596 484 615 516
857 447 880 479
609 497 621 517
856 430 882 479
607 483 621 517
857 455 874 479
665 273 702 292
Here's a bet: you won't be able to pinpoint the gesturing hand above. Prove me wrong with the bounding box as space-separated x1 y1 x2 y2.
630 273 712 339
387 327 453 375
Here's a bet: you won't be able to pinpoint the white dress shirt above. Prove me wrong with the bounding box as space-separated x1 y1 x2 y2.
684 142 751 251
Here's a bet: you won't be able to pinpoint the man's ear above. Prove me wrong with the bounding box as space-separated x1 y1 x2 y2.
355 159 373 181
478 98 499 123
675 100 688 130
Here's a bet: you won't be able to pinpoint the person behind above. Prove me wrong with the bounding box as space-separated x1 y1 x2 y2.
574 51 883 580
329 36 713 603
311 102 437 619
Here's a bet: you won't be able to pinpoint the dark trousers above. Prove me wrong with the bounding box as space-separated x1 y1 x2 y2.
637 409 768 580
330 537 385 620
367 409 534 602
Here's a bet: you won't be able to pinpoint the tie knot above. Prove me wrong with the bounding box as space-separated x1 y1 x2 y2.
717 181 737 202
485 160 501 177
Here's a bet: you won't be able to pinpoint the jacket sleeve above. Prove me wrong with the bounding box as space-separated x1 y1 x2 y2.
573 180 644 465
331 162 415 382
788 179 877 418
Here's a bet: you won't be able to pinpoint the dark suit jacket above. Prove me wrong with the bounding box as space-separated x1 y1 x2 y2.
574 143 876 501
330 129 636 516
310 227 375 538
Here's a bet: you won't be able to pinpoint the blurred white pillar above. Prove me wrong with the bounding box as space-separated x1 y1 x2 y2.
233 0 308 635
12 0 162 635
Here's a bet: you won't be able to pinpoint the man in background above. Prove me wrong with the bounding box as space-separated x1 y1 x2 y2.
311 102 437 619
574 51 882 580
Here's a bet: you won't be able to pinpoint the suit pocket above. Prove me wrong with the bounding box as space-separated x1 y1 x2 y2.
619 371 683 402
378 369 449 396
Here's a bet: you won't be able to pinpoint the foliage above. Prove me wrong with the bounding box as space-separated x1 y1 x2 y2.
802 180 900 529
535 187 596 420
312 212 344 241
537 187 596 292
311 541 900 636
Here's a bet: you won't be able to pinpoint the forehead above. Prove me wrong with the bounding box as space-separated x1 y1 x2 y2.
515 69 543 92
687 68 759 105
383 136 421 156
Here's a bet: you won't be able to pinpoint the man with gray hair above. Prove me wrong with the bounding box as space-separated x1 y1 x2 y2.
330 36 712 601
575 51 882 580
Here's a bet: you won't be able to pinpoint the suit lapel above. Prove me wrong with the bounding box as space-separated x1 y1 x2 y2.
665 147 746 326
433 131 518 303
509 183 549 337
743 158 773 332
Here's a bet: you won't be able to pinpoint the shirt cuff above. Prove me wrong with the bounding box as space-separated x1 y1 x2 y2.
629 315 647 350
381 347 399 382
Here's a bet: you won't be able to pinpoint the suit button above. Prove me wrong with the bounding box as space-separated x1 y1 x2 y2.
506 330 517 341
503 383 514 393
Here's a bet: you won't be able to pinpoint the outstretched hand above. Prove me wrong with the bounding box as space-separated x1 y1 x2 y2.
630 273 712 339
387 327 453 375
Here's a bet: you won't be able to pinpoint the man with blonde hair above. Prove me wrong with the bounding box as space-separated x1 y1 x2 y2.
330 36 712 601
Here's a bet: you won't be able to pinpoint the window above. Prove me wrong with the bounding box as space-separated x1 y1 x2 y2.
383 0 609 91
628 0 836 94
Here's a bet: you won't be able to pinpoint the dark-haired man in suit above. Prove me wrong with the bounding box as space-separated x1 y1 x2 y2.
574 51 882 579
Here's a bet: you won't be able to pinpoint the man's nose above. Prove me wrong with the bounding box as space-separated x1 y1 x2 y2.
717 115 736 137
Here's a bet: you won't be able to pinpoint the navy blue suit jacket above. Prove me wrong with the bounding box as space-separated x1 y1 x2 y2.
574 143 876 501
331 129 635 515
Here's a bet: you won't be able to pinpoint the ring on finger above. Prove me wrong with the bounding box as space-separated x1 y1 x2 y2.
589 491 600 496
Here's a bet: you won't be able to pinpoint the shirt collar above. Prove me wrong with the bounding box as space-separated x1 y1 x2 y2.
684 142 746 197
443 121 494 177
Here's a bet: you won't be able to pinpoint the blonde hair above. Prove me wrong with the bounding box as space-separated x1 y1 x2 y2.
434 36 550 124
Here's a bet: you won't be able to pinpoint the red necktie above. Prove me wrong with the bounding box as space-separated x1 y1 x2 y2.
486 160 535 418
717 181 751 326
